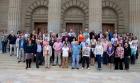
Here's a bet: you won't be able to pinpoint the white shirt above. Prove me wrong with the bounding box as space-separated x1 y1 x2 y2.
62 47 69 57
82 47 90 57
94 44 104 56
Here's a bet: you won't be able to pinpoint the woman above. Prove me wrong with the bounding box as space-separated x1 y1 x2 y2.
24 38 34 69
130 42 137 64
94 40 104 70
124 42 131 70
90 35 97 65
102 38 109 65
115 43 124 70
78 31 84 44
106 43 114 70
62 43 69 68
43 39 52 68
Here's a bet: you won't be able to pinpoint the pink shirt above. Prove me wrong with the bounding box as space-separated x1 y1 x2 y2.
116 47 124 58
102 42 108 52
53 42 63 53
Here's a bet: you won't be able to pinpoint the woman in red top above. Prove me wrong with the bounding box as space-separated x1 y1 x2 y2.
78 31 85 43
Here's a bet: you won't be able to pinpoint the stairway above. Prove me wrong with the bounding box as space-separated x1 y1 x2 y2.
0 53 140 72
0 53 25 70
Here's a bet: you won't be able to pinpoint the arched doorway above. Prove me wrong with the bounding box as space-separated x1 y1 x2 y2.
102 7 118 33
61 0 88 34
32 7 48 34
25 0 48 33
102 1 125 33
64 7 85 34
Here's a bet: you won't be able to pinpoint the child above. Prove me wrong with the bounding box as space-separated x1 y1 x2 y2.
82 43 91 69
62 43 69 68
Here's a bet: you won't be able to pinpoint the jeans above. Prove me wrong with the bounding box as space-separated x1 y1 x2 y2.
96 55 102 69
10 44 16 56
36 52 42 68
72 54 80 68
1 41 7 53
54 51 61 65
18 48 25 61
82 56 90 68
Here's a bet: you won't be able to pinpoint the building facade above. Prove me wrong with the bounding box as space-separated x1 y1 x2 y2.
0 0 140 39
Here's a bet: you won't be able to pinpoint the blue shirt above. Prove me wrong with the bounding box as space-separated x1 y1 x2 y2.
37 44 42 53
72 44 81 55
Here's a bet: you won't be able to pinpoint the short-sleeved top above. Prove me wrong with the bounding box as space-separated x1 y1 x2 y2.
62 47 69 57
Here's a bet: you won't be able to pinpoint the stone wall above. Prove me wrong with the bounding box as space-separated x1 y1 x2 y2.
0 0 8 33
0 0 131 33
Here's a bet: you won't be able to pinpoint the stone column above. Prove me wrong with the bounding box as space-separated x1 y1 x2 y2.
89 0 102 33
8 0 21 33
48 0 61 33
129 0 140 39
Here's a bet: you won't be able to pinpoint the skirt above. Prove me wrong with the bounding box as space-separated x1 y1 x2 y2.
25 53 33 60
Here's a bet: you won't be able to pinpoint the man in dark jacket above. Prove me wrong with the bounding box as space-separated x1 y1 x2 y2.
7 32 17 56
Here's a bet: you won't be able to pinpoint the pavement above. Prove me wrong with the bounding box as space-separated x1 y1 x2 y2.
0 53 140 83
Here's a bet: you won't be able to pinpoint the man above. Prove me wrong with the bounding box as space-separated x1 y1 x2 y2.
35 40 43 68
53 38 63 66
1 33 8 53
7 31 17 56
18 35 26 63
71 41 81 69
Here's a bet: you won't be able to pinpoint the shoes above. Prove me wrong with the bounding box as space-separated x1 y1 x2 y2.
71 67 75 69
25 67 28 69
18 61 21 63
87 68 90 70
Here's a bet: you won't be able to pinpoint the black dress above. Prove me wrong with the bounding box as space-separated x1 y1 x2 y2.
124 46 131 70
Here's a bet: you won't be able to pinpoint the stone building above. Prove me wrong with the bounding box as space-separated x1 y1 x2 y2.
0 0 140 39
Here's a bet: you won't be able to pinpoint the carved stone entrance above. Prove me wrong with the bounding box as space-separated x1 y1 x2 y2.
102 23 115 33
66 23 82 34
34 22 48 34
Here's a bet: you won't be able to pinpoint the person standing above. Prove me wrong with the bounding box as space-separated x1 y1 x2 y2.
115 43 124 70
130 42 137 64
90 36 97 65
18 35 26 63
94 40 104 70
71 41 81 69
24 38 34 69
1 34 8 53
16 36 20 59
106 43 114 70
7 31 17 56
102 38 109 65
43 40 52 68
62 43 69 68
124 42 131 70
53 38 63 66
35 40 43 68
82 43 91 69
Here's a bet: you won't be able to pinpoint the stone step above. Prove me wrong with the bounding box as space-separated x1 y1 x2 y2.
0 53 140 72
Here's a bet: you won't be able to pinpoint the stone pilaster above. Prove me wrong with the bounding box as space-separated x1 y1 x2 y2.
89 0 102 33
8 0 21 33
129 0 140 40
48 0 61 33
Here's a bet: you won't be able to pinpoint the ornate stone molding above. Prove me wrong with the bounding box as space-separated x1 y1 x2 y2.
61 0 89 29
102 0 125 33
25 0 48 31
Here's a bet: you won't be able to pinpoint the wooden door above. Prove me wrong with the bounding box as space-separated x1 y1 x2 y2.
66 23 82 34
34 22 48 34
102 23 115 33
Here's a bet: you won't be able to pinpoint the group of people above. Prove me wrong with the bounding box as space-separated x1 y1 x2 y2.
1 29 139 70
